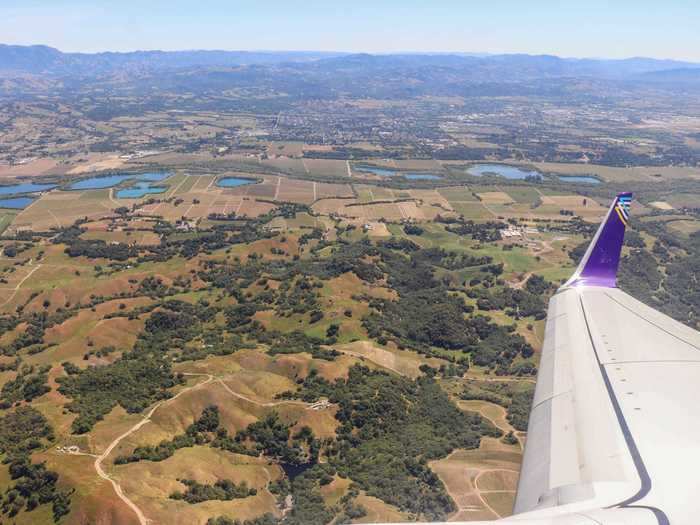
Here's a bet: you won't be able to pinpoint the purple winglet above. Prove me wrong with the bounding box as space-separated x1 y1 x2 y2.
565 192 632 288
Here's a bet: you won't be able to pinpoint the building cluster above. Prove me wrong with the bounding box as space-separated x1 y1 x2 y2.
500 225 539 239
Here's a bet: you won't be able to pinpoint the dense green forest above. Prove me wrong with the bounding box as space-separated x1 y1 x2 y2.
277 365 501 521
606 219 700 330
0 407 71 522
170 479 257 504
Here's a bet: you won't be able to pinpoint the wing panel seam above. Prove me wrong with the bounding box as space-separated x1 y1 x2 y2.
578 294 669 525
604 291 700 352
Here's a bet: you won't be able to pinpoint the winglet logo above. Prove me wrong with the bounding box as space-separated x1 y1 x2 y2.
615 195 631 226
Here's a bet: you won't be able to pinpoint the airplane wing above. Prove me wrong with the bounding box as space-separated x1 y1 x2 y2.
381 193 699 525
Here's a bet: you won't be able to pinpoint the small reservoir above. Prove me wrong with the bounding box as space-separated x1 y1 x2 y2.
466 164 541 180
0 182 57 195
466 164 601 184
354 164 443 180
0 197 35 209
405 174 442 180
217 177 256 188
68 172 170 190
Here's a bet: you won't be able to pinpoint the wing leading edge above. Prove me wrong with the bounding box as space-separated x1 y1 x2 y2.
379 193 700 525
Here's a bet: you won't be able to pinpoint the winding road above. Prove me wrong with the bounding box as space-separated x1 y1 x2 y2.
0 262 41 307
92 373 214 525
85 372 320 524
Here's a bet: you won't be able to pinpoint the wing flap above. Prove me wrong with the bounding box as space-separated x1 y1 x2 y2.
514 289 639 516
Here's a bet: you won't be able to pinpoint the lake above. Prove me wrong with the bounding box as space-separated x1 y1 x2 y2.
68 172 170 190
466 164 601 184
355 164 443 180
0 197 35 209
115 182 168 199
466 164 541 180
0 182 56 195
355 164 399 177
217 177 256 188
405 174 442 180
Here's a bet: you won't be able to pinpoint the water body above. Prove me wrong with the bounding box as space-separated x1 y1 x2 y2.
355 164 399 177
466 163 602 184
0 182 56 195
556 175 601 185
68 172 170 190
405 174 442 180
466 164 541 180
0 197 35 209
115 182 168 199
355 164 443 180
217 177 256 188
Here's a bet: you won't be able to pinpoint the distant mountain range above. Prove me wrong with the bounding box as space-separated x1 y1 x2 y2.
1 44 699 80
0 44 345 75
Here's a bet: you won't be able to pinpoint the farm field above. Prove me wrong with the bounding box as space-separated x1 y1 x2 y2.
522 161 700 182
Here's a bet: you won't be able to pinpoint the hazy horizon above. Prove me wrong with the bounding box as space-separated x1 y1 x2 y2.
2 0 700 61
4 43 700 65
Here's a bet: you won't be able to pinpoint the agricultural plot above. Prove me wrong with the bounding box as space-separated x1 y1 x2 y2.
315 182 353 199
449 201 495 220
265 141 306 157
353 184 396 203
477 191 515 205
348 202 413 221
276 178 316 204
408 189 455 213
667 219 700 236
438 186 479 202
13 191 113 231
649 201 674 210
393 159 444 171
300 159 350 178
527 161 700 182
311 198 359 216
0 212 16 234
0 158 62 177
502 186 541 203
260 157 309 176
665 192 700 209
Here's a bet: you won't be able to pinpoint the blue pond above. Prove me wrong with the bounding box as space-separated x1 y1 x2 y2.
116 182 168 199
466 164 601 185
217 177 256 188
405 174 442 180
69 172 170 190
466 164 542 180
0 182 56 195
0 197 35 209
355 165 443 180
556 175 601 185
355 165 399 177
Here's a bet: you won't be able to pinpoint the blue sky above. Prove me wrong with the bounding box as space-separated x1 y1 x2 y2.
2 0 699 61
